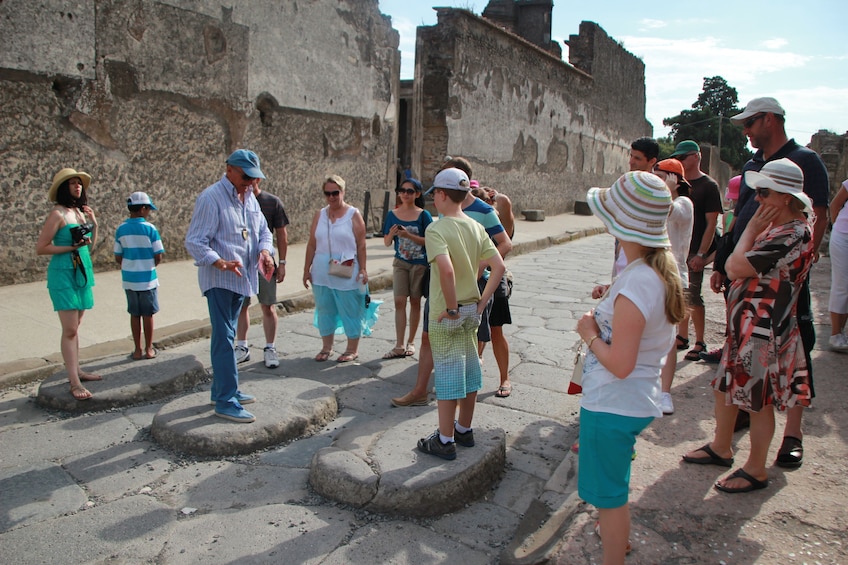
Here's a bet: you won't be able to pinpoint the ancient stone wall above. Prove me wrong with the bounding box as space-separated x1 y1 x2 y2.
413 11 651 215
809 130 848 199
0 0 398 285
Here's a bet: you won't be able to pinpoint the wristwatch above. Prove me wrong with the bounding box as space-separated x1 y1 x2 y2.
696 253 707 259
278 260 287 265
446 308 459 316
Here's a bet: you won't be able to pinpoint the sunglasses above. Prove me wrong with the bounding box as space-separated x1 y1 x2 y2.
241 173 256 181
323 190 341 197
743 114 765 129
755 187 770 198
395 188 417 195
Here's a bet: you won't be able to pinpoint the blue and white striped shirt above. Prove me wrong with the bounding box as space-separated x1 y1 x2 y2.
114 218 164 290
184 175 273 296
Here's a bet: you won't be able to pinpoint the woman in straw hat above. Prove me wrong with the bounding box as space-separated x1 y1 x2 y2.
36 167 100 400
576 171 685 564
683 158 815 494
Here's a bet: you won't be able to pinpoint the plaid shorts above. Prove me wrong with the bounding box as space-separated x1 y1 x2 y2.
428 303 482 400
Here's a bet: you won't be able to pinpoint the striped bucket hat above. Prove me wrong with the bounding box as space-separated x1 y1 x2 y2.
586 171 672 248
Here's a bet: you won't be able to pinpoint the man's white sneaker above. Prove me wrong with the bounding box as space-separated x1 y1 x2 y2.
660 392 675 415
235 345 250 364
264 346 280 368
828 333 848 352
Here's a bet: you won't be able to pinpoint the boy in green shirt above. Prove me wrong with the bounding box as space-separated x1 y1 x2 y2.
417 168 505 460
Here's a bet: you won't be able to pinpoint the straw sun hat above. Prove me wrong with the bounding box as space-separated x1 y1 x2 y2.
48 168 91 203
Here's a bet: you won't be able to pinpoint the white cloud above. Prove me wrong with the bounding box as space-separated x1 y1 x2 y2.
638 19 667 31
761 38 788 49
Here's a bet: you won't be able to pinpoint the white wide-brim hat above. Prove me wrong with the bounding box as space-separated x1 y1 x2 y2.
587 171 672 248
744 158 812 214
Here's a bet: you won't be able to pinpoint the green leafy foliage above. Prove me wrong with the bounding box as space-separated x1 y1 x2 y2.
663 76 752 169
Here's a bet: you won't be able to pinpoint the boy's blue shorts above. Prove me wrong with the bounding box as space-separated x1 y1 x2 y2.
125 288 160 317
577 407 653 509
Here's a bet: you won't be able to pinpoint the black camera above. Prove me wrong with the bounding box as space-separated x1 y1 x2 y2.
70 223 94 245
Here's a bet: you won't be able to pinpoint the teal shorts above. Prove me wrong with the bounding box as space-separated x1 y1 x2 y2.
577 407 653 509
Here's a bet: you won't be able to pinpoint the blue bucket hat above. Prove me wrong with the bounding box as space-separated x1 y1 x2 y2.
226 149 265 179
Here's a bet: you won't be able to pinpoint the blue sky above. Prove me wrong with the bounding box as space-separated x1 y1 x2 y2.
378 1 848 146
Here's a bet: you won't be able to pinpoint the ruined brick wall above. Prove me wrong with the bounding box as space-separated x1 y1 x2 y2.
414 12 651 215
0 0 398 285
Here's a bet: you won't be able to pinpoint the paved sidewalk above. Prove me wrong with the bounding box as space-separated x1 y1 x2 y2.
0 213 604 386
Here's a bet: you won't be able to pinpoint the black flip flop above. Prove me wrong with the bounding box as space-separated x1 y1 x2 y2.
682 443 733 467
714 468 769 493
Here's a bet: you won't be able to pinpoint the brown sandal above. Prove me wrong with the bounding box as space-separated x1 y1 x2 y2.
70 385 92 401
315 350 332 362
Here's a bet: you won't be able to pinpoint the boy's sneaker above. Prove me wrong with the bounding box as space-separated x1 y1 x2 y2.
828 333 848 352
235 345 250 364
699 348 722 364
660 392 674 415
454 427 475 447
417 430 457 460
214 402 255 423
264 346 280 368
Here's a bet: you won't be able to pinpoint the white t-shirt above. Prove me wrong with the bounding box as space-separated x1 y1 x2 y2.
580 260 676 418
668 196 694 286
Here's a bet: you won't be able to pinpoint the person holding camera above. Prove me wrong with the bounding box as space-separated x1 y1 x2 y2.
36 167 100 401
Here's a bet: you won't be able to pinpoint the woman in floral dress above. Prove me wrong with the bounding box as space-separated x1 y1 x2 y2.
683 159 815 493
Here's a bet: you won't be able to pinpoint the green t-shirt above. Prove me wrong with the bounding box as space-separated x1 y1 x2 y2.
425 216 498 319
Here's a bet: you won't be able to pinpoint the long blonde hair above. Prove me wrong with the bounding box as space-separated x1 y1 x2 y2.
644 247 686 324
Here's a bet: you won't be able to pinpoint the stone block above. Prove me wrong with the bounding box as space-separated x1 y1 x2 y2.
522 210 545 221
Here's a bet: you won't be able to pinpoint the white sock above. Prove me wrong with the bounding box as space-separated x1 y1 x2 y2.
439 433 454 444
265 343 275 350
235 340 247 348
455 422 471 434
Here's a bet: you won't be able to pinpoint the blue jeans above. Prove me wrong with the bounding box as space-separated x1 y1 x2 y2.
205 287 247 407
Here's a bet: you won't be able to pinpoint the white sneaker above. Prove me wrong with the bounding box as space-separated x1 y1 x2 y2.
829 333 848 352
660 392 674 415
234 345 250 364
263 346 280 368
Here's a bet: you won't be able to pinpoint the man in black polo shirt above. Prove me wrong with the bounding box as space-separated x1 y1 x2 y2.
712 97 829 468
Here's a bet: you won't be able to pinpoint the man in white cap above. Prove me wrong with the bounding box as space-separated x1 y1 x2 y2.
712 97 829 466
185 149 276 423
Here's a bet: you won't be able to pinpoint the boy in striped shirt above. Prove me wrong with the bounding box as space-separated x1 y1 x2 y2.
114 192 165 360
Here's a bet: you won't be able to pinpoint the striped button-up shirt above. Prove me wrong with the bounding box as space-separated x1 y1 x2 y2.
185 175 273 296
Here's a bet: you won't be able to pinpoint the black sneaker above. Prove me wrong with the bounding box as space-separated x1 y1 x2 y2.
699 348 722 364
417 431 457 460
454 427 475 447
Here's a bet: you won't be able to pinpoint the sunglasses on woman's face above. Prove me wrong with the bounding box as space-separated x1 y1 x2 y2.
395 188 417 195
323 190 340 197
755 187 770 198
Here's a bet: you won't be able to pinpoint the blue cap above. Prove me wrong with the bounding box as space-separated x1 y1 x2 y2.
226 149 266 179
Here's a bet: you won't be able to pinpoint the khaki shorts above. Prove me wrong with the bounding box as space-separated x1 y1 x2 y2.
392 258 427 298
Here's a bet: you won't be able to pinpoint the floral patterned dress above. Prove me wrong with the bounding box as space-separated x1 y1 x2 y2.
714 219 814 411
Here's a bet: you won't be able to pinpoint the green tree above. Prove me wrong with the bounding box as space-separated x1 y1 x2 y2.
663 76 752 169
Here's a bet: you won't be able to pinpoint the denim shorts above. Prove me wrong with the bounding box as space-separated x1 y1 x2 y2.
125 288 160 317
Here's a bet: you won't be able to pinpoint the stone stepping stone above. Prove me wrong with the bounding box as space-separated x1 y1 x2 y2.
150 378 336 456
36 352 207 413
309 411 505 517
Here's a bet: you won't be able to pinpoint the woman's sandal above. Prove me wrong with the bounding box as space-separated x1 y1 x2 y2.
315 350 332 362
382 347 407 359
337 351 359 363
684 341 707 361
405 343 415 356
675 335 690 351
70 385 92 401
